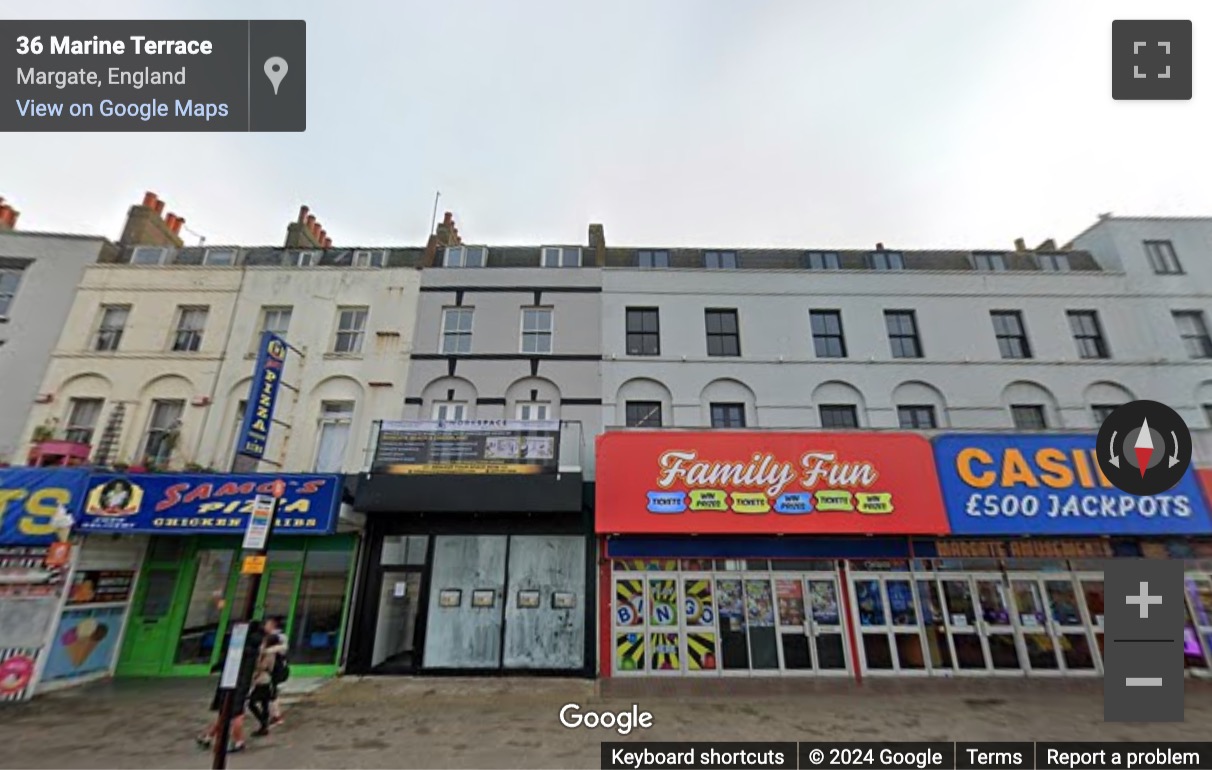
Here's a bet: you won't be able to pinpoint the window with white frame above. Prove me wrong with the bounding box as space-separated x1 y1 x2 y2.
94 305 129 351
314 401 354 472
333 307 368 353
516 402 550 421
0 270 21 317
441 307 474 354
1145 241 1183 274
972 252 1006 271
432 402 467 422
353 250 387 268
65 398 103 444
870 251 904 270
258 306 293 346
1038 253 1070 272
541 247 581 268
130 246 168 265
203 249 237 266
171 306 209 352
443 246 486 267
521 307 553 354
285 250 319 267
142 399 184 465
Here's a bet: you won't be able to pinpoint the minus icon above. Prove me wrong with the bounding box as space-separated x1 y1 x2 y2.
1125 677 1163 687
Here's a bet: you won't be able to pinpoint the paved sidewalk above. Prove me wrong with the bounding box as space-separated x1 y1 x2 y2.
1 676 1211 769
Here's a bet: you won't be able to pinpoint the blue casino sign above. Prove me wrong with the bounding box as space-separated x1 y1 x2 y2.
933 434 1212 536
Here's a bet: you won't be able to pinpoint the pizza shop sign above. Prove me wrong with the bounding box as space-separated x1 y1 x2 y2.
596 432 948 535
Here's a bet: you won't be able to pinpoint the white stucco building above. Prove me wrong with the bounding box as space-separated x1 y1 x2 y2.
23 248 421 475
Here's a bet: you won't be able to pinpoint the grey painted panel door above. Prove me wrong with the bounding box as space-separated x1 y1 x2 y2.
503 535 586 669
422 535 507 668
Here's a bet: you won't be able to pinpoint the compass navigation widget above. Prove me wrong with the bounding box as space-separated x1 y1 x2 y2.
1096 400 1192 496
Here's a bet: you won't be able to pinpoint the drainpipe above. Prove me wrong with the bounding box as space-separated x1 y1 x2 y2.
190 264 248 466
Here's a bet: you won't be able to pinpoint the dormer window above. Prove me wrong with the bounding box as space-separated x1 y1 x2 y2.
203 248 237 266
636 250 669 268
444 246 487 267
870 251 904 270
542 247 581 268
353 250 387 268
285 250 319 267
972 252 1006 271
704 251 738 269
1038 253 1071 272
131 246 169 265
805 251 840 270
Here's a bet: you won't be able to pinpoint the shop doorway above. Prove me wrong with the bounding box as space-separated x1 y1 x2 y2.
117 536 355 678
1009 575 1099 675
371 569 424 672
924 574 1023 675
612 561 850 676
116 566 179 676
848 571 928 675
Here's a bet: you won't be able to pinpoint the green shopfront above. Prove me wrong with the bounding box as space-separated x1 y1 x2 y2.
74 472 356 679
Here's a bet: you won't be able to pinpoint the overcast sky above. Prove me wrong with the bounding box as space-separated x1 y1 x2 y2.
5 0 1212 249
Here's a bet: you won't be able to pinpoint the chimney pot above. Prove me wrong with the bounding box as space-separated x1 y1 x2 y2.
444 211 453 224
142 191 158 208
8 210 17 228
1014 238 1027 251
175 217 185 231
154 199 165 216
305 214 316 229
876 242 885 251
165 213 176 229
298 205 310 223
319 229 327 242
323 237 333 248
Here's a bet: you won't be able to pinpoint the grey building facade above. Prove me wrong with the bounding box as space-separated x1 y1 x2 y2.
0 230 113 464
348 223 603 678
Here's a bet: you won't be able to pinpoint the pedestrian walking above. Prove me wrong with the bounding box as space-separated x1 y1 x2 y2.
196 620 265 754
264 615 290 726
247 635 276 737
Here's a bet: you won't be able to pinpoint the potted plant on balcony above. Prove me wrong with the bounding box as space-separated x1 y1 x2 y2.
31 418 59 443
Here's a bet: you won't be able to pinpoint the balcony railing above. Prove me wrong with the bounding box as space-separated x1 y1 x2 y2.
27 433 92 467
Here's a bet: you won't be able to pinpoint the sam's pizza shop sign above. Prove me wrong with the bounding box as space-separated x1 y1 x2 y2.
933 434 1212 536
77 473 342 536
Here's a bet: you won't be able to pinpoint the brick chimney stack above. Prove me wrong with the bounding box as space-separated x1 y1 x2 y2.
0 197 19 231
119 191 185 248
284 205 333 249
424 211 463 266
588 223 605 266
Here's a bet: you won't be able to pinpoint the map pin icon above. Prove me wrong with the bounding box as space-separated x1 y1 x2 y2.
264 57 288 95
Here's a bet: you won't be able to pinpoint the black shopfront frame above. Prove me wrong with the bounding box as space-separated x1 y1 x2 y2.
346 476 596 677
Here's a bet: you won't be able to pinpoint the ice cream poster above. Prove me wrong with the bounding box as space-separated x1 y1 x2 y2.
41 606 124 682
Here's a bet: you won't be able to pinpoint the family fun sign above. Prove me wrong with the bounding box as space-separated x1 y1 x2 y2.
595 432 948 535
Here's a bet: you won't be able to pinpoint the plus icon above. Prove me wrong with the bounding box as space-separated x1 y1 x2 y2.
1126 581 1163 619
1112 20 1192 100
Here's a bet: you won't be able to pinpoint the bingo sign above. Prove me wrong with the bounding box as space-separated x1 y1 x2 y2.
933 434 1212 536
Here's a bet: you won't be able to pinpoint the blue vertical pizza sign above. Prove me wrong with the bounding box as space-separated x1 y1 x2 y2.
237 331 288 460
933 433 1212 536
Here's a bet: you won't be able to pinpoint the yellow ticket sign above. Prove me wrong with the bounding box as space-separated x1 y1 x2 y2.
856 493 894 514
814 490 854 512
729 492 770 514
688 489 728 511
242 555 267 575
